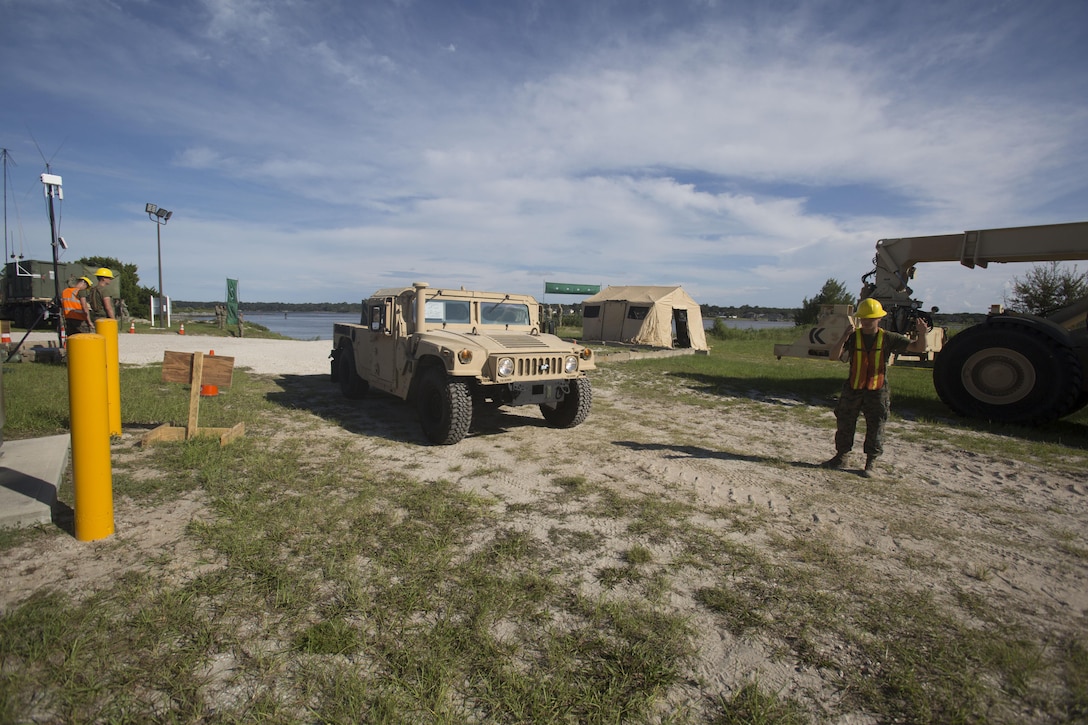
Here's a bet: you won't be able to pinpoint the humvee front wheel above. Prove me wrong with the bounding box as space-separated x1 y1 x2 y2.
540 377 592 428
417 370 472 444
337 347 368 400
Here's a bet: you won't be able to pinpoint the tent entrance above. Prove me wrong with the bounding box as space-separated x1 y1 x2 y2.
601 301 627 341
673 308 692 348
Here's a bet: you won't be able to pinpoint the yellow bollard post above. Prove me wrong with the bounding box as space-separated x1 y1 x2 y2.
95 318 122 436
68 333 114 541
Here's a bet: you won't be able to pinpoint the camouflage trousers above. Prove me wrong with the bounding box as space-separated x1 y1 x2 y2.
833 384 891 458
65 318 92 337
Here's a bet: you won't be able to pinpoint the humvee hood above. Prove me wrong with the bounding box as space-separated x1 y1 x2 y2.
418 329 569 351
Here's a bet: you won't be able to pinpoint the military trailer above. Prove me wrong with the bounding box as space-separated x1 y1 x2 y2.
331 282 595 444
1 260 121 329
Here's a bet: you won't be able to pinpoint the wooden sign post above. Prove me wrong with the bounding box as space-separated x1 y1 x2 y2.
142 351 245 446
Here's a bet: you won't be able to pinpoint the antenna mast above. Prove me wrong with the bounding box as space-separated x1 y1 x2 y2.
41 172 64 348
1 148 12 261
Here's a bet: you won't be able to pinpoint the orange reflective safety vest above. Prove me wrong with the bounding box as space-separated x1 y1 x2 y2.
848 329 886 390
61 286 89 321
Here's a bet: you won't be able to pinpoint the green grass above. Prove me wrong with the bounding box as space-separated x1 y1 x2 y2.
1 331 1086 722
2 359 272 442
112 317 290 339
1 422 697 722
11 316 290 339
2 365 697 722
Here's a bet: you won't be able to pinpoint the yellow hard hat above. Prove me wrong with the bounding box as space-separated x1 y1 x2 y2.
80 276 93 286
95 268 114 278
856 298 887 319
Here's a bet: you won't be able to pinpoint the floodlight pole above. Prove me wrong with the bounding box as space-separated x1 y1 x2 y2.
146 203 172 328
156 221 164 326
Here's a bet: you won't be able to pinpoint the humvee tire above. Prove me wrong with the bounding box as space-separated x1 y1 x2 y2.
337 346 368 400
417 370 473 444
540 376 592 429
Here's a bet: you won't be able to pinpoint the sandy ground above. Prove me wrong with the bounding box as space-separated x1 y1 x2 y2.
17 330 333 375
4 331 1087 719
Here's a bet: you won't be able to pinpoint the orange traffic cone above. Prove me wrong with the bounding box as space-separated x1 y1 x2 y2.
178 323 185 335
200 350 219 397
128 320 135 333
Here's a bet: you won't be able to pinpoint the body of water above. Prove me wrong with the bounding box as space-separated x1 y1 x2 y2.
242 312 360 341
238 311 794 341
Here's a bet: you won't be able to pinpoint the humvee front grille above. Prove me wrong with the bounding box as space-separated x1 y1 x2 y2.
515 356 564 377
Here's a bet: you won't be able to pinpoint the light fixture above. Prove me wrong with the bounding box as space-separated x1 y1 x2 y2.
146 203 174 328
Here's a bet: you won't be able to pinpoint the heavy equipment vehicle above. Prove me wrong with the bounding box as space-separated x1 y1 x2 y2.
331 282 595 444
774 221 1088 424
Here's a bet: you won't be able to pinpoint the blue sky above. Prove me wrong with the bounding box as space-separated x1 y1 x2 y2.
1 0 1086 310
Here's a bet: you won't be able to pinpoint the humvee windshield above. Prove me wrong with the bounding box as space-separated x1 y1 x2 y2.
481 302 530 325
425 300 472 323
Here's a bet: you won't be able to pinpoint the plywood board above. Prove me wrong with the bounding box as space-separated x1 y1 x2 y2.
162 351 235 388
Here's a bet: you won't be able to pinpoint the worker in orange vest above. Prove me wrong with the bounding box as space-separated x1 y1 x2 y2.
820 298 928 477
61 276 93 337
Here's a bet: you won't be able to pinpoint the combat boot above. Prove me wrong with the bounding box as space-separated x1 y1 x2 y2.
821 452 847 470
860 456 877 478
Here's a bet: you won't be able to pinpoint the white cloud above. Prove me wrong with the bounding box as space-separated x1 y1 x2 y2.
2 0 1084 311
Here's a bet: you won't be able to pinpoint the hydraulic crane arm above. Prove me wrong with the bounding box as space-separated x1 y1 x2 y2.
868 220 1088 304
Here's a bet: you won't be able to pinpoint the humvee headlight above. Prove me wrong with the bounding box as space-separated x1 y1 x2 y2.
457 349 473 364
579 348 592 360
564 356 578 374
497 357 514 377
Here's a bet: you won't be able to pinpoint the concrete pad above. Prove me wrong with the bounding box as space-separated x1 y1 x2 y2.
0 434 70 529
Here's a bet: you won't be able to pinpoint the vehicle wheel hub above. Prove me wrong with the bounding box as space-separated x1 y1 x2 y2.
961 347 1035 404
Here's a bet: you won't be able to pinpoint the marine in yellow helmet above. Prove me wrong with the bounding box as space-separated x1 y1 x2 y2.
88 267 117 321
820 298 928 477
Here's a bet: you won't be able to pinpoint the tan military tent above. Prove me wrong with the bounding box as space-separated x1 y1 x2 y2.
581 286 708 351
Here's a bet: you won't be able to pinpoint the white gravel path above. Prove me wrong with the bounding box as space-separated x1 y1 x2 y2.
19 331 333 376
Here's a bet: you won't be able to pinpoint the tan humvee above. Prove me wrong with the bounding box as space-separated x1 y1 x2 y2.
331 282 595 444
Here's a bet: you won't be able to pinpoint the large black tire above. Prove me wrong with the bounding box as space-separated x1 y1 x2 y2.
417 370 472 444
1069 390 1088 416
539 377 592 429
337 346 368 400
933 321 1082 424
